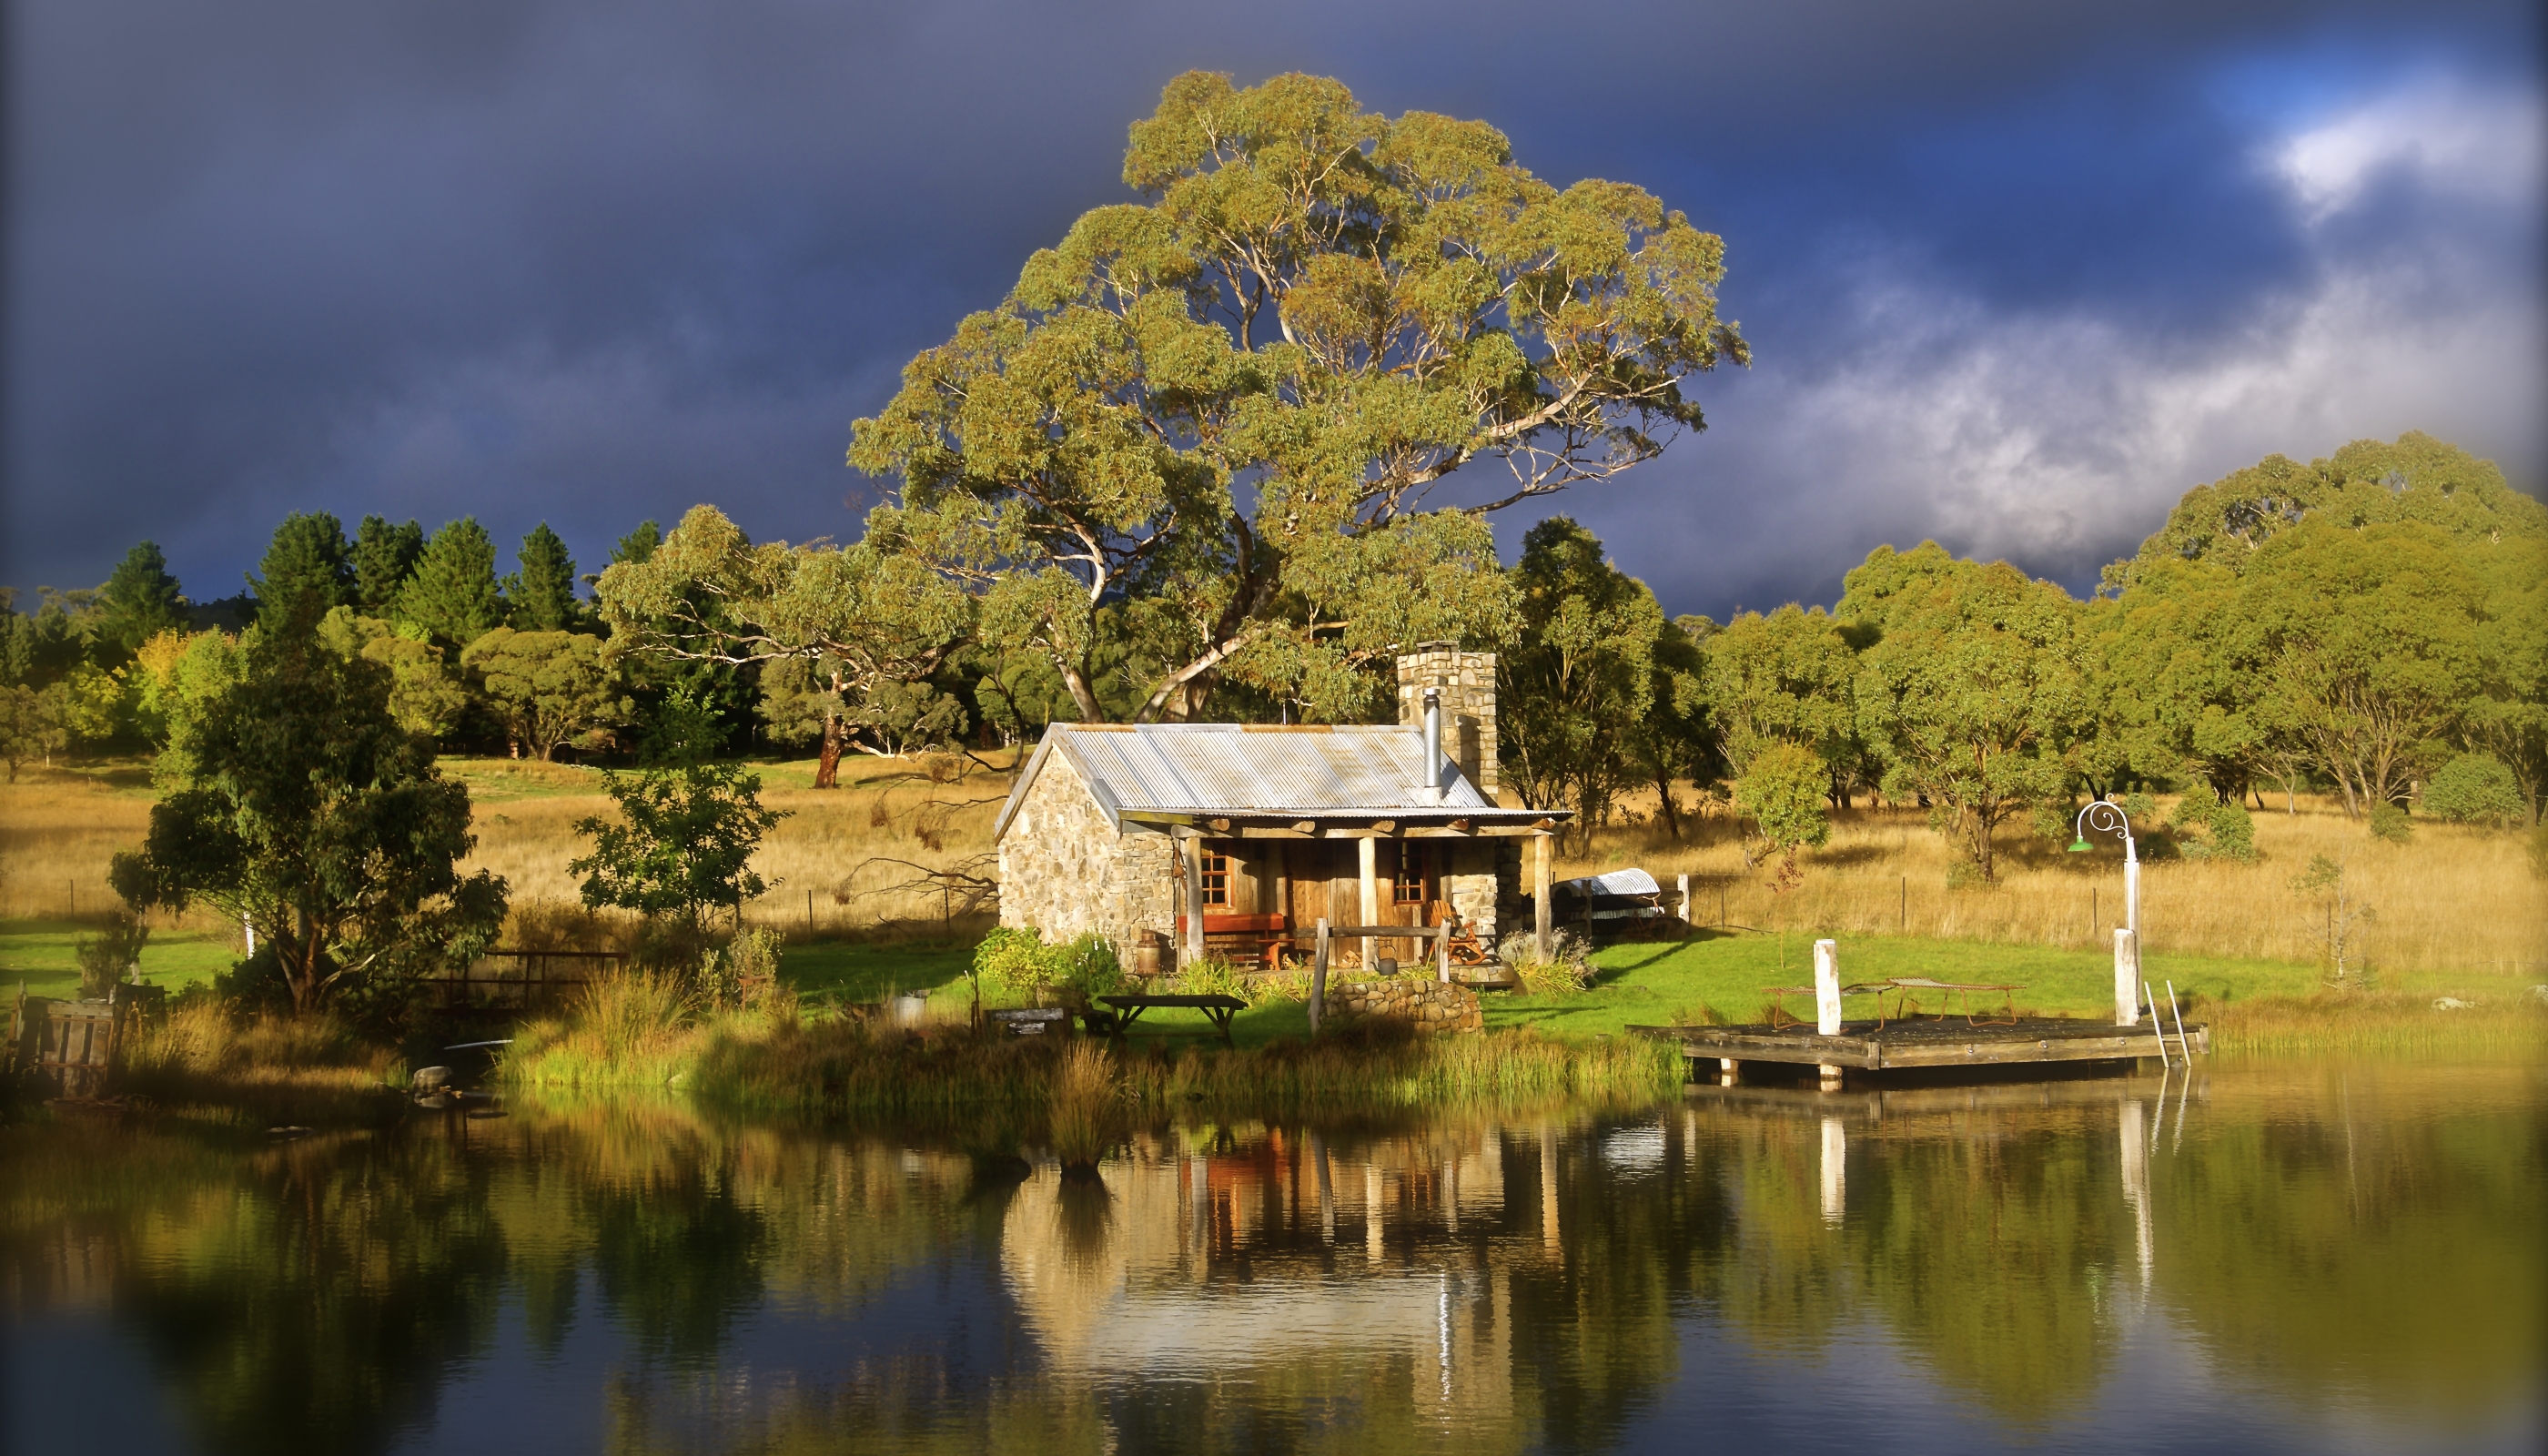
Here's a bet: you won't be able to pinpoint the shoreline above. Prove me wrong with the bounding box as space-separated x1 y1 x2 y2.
14 986 2538 1130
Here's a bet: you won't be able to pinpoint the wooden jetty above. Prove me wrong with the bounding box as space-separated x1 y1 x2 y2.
1631 1016 2207 1078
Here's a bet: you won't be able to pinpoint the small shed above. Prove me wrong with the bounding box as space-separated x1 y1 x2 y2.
993 651 1568 973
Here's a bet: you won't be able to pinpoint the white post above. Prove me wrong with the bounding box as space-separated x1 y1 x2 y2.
1819 1116 1846 1225
1815 938 1844 1089
1436 922 1451 984
1366 1163 1386 1264
2120 1097 2153 1290
1677 873 1691 924
1813 939 1842 1036
2113 928 2141 1026
2124 839 2141 939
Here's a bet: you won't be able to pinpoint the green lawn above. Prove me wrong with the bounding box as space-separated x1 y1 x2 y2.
0 918 237 1001
768 927 2387 1049
0 916 2401 1048
1481 930 2347 1038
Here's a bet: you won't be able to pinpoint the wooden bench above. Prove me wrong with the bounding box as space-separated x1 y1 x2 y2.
1176 913 1292 969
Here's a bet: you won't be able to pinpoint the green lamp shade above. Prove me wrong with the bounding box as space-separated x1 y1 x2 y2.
2068 838 2091 853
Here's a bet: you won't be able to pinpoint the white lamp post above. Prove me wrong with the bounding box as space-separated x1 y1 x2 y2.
2072 800 2146 1026
2070 800 2138 935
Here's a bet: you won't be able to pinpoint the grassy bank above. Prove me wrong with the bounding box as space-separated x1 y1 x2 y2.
500 973 1684 1116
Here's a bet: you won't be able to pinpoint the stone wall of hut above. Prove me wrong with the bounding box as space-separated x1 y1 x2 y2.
996 751 1174 951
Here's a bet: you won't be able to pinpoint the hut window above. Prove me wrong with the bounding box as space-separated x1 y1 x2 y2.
1391 843 1429 904
1199 852 1231 906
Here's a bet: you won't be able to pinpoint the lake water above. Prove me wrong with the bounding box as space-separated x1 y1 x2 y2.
3 1060 2540 1454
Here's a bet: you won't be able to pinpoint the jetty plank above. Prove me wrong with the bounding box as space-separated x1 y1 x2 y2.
1628 1017 2209 1072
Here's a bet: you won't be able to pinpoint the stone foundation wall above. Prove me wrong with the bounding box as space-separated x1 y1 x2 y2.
996 752 1174 949
1326 979 1483 1033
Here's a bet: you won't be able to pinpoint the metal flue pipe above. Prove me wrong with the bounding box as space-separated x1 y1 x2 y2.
1421 688 1444 804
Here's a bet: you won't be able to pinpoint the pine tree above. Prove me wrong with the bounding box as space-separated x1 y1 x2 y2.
97 541 187 659
612 520 663 566
353 516 426 613
248 512 353 622
394 519 506 647
506 522 581 631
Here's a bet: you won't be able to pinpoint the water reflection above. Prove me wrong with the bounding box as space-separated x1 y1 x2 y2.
3 1064 2540 1454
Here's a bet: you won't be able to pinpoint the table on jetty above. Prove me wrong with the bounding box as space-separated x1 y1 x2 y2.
1631 1016 2206 1077
1097 994 1248 1046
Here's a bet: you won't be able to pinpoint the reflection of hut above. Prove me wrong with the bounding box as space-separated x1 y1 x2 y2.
993 651 1568 971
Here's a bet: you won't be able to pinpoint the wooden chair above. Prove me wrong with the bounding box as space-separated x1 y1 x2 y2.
1431 901 1490 966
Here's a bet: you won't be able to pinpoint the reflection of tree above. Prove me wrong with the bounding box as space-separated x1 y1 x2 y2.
6 1072 2540 1453
114 1133 511 1456
2156 1068 2547 1421
1848 1110 2121 1422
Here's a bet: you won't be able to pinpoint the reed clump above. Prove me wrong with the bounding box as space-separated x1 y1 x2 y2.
119 1001 407 1114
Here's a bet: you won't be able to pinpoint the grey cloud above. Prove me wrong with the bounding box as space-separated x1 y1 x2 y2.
4 0 2536 612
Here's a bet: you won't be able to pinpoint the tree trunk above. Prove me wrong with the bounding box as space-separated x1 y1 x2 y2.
814 711 844 789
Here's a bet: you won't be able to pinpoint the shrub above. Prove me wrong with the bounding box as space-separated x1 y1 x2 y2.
972 927 1127 1002
2424 753 2524 827
74 909 151 998
972 925 1046 999
2369 801 2413 844
2169 797 2257 862
1496 929 1592 996
1170 955 1252 1002
1046 931 1128 998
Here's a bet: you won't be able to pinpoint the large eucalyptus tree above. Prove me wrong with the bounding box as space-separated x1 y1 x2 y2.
849 71 1745 723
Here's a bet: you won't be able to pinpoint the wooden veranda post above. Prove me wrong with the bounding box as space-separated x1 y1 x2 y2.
1309 919 1331 1035
1532 833 1553 958
1183 832 1207 972
1358 837 1380 971
1436 922 1451 983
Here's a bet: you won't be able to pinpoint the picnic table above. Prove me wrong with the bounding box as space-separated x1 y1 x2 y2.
1761 982 1894 1029
1097 993 1248 1046
1882 977 2022 1026
1762 977 2025 1029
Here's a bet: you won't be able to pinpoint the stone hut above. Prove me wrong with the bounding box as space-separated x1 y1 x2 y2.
992 651 1564 973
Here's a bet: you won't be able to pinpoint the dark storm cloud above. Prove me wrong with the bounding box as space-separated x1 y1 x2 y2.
5 0 2539 617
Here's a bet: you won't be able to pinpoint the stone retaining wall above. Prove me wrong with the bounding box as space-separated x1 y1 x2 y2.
1326 979 1483 1033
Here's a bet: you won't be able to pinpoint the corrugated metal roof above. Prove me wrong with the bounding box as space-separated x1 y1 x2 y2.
994 723 1547 839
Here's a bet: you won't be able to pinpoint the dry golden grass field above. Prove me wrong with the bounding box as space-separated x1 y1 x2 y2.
4 753 2542 981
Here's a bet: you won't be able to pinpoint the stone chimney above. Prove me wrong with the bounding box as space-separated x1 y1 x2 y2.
1396 644 1496 797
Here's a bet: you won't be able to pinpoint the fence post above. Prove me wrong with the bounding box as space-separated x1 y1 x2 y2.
1677 873 1691 925
1436 922 1451 983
